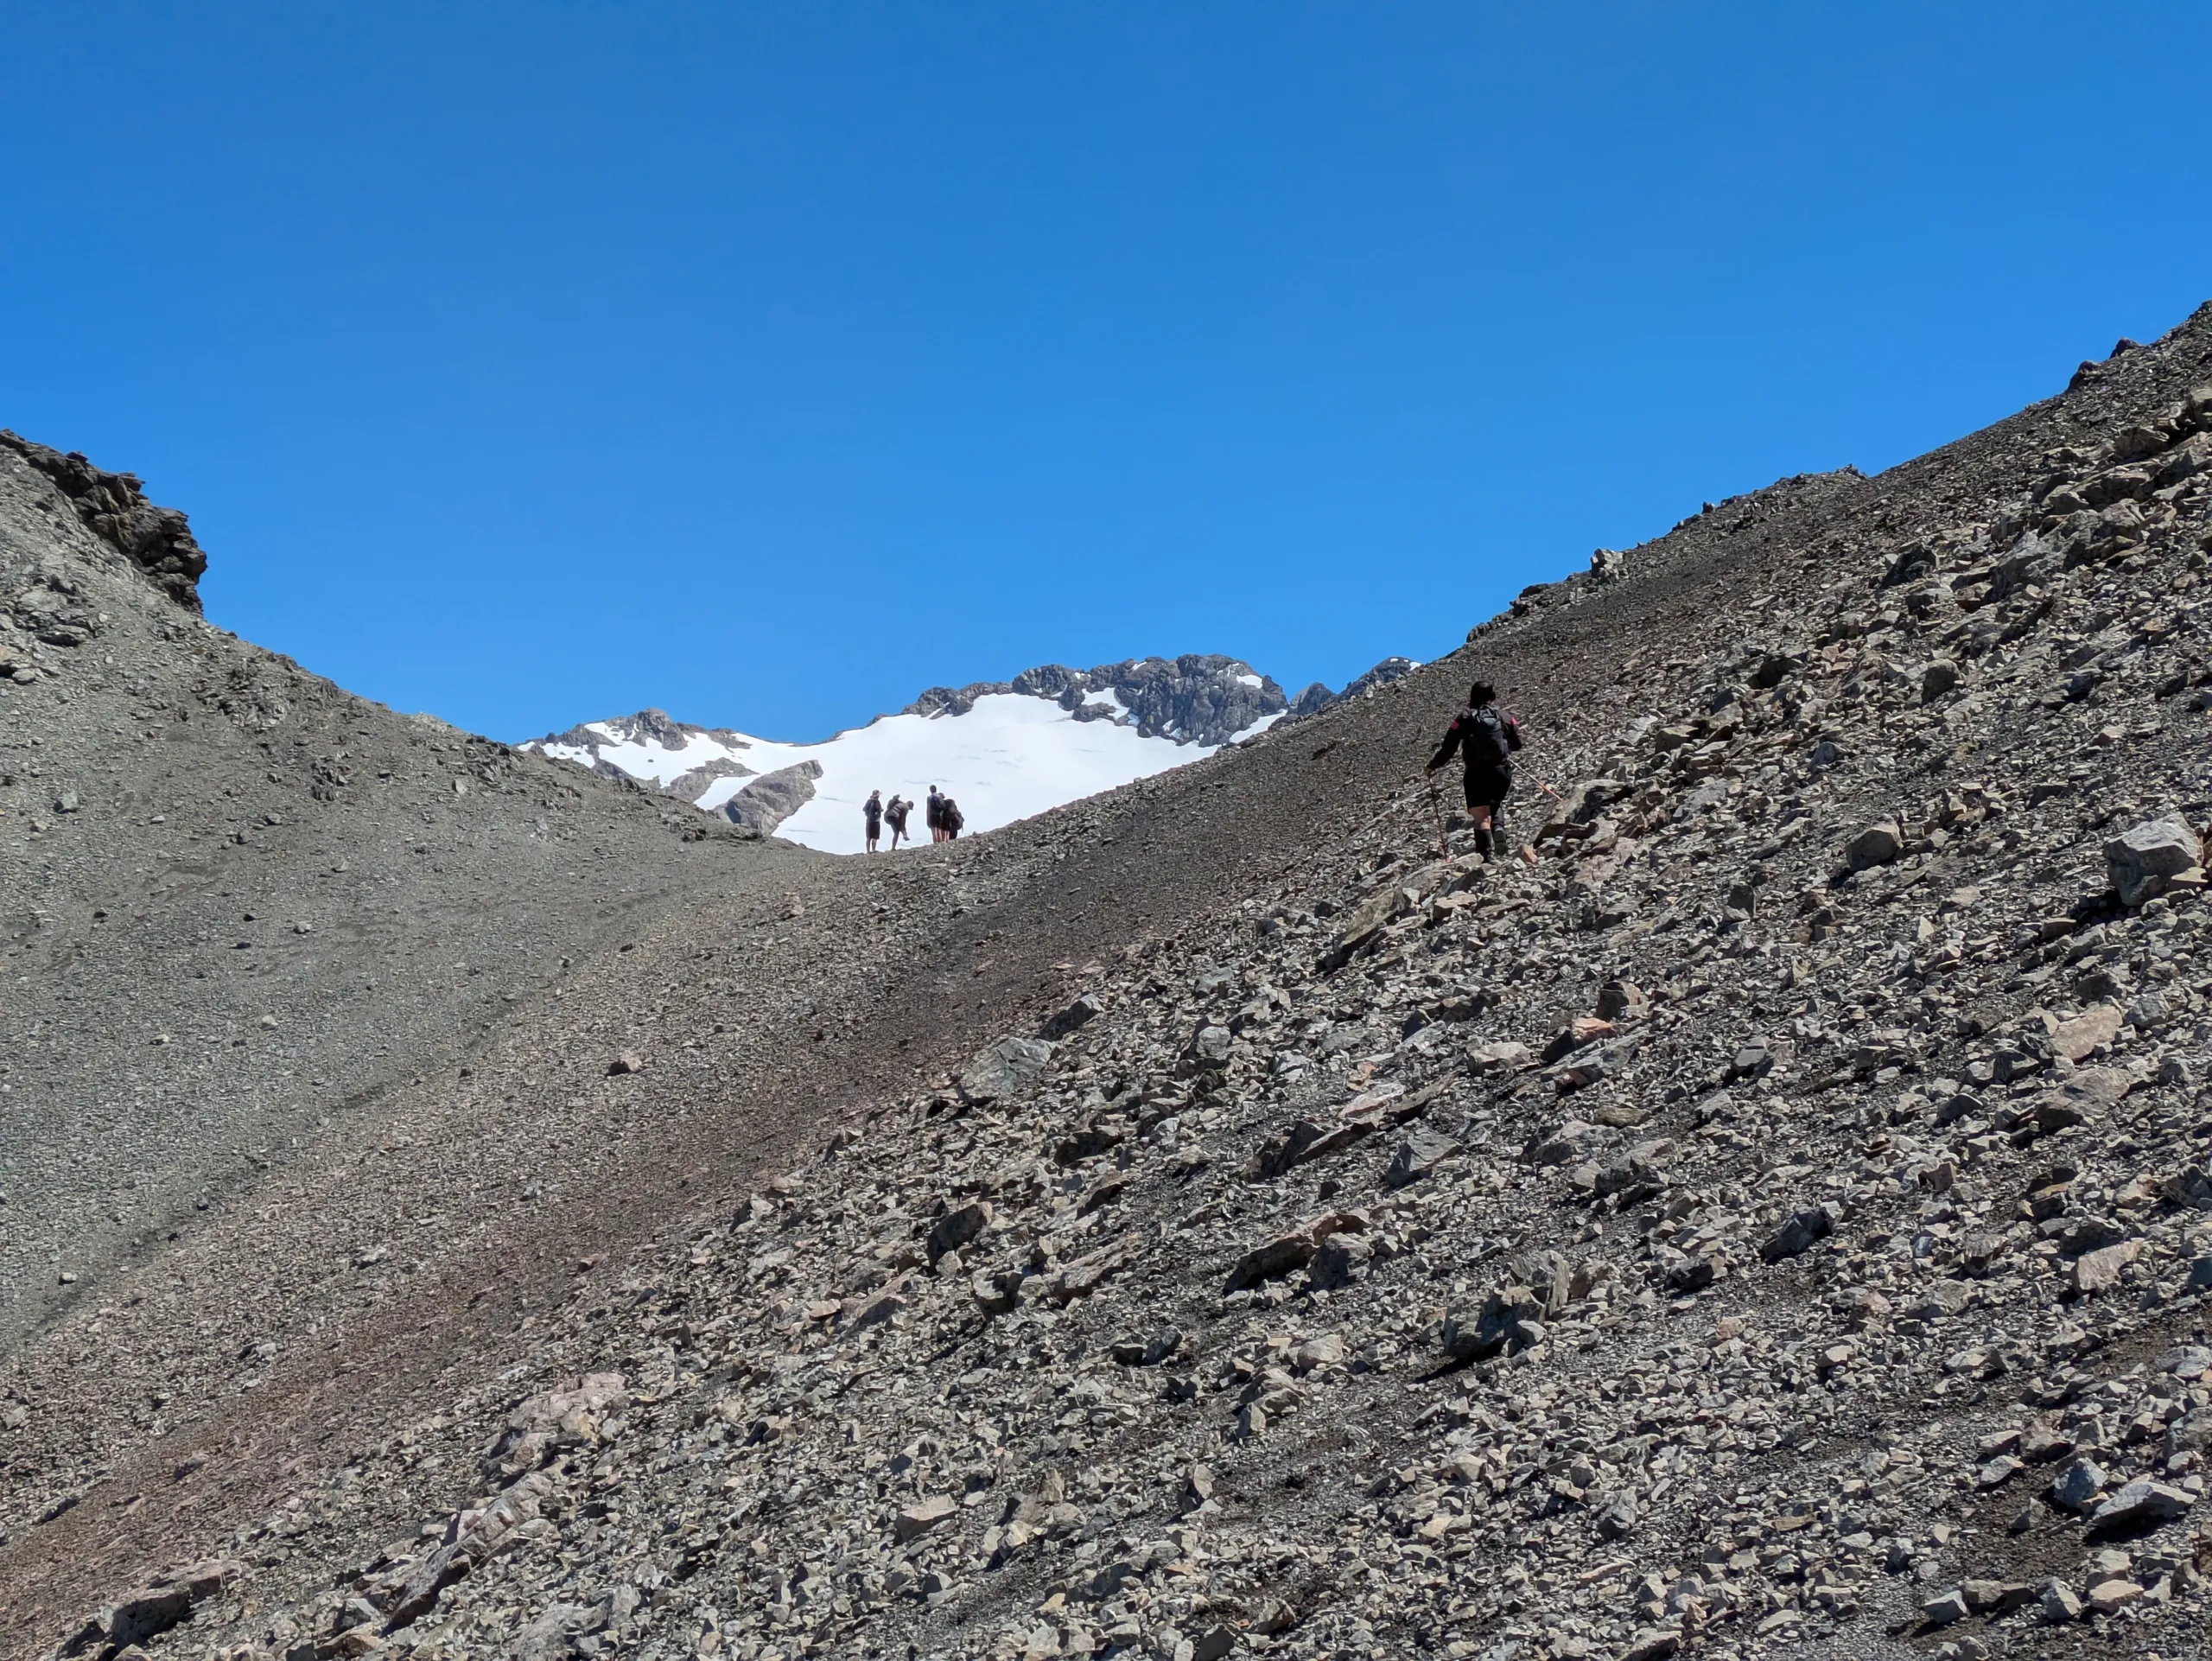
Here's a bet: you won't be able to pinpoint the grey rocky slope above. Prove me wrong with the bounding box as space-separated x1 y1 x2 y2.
0 455 1445 1648
0 436 823 1346
8 305 2212 1661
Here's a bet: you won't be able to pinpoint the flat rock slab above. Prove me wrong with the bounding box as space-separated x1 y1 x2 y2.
958 1035 1056 1104
894 1494 958 1543
1384 1128 1460 1189
2088 1479 2195 1532
2050 1002 2122 1062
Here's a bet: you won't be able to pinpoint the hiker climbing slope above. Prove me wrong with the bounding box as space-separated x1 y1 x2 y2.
1424 678 1522 857
925 786 945 843
885 794 911 850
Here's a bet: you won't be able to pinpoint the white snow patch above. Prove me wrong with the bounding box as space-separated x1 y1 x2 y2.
1228 711 1285 743
1236 673 1263 689
599 694 1220 856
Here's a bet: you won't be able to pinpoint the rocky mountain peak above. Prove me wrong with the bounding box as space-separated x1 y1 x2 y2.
906 653 1289 747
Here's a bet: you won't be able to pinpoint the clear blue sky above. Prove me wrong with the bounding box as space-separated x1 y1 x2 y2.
3 4 2208 742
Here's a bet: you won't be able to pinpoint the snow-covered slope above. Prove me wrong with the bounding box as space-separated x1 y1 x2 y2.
524 653 1415 856
533 696 1246 854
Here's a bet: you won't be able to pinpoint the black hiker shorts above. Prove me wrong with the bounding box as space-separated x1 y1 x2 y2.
1462 767 1511 811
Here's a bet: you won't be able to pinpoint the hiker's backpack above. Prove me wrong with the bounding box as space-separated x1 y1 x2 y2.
1462 706 1510 768
943 799 964 834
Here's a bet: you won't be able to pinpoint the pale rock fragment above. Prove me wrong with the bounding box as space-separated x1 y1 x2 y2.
894 1494 958 1543
2106 815 2202 907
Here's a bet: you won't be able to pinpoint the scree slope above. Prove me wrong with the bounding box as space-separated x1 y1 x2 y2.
6 311 2212 1660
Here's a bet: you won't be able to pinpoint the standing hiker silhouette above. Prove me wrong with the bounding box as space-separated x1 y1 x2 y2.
1425 679 1522 858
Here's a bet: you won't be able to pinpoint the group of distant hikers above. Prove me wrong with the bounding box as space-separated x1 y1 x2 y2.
849 678 1520 858
861 786 963 853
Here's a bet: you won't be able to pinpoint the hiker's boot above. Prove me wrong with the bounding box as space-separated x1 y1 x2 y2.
1475 826 1494 857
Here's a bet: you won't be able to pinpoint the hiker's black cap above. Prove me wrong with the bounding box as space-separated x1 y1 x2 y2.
1470 680 1496 704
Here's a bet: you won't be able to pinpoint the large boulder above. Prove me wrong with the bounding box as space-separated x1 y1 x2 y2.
1320 882 1413 969
1383 1128 1461 1190
2106 814 2202 907
1440 1283 1549 1363
957 1035 1055 1104
894 1493 958 1543
1225 1232 1317 1294
388 1471 557 1627
1226 1212 1365 1294
1761 1202 1840 1263
2088 1478 2195 1533
1039 992 1104 1039
1845 820 1904 871
60 1561 242 1657
925 1200 992 1264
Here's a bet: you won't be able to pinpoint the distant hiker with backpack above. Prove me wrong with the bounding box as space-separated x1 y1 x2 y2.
940 797 965 840
863 788 884 854
885 794 912 850
926 786 945 843
1425 680 1522 857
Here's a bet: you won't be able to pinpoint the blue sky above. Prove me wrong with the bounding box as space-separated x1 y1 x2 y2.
3 4 2208 742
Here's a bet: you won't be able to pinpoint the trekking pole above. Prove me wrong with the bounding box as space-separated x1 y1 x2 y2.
1422 770 1452 857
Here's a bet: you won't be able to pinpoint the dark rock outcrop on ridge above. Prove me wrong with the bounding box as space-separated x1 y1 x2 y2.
717 758 823 836
0 430 209 609
911 654 1288 747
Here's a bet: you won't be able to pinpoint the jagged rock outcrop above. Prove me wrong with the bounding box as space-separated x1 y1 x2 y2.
1337 654 1418 702
910 654 1287 746
534 706 751 767
719 758 822 835
662 756 755 804
1280 654 1420 722
0 430 207 608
